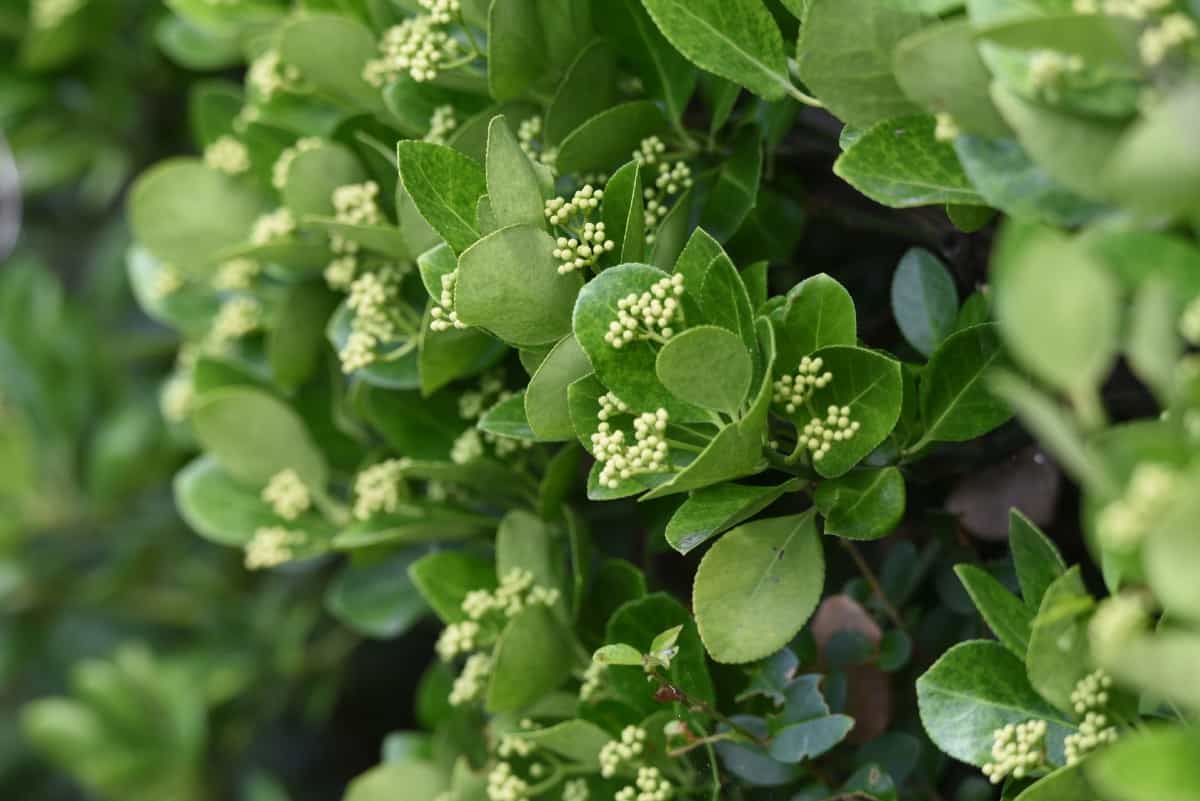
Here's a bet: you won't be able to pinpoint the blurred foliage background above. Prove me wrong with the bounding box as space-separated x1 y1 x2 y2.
0 3 433 799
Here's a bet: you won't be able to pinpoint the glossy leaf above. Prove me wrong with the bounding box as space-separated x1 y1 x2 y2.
814 467 906 541
655 326 752 415
891 247 957 358
919 323 1012 444
396 141 486 254
665 479 801 555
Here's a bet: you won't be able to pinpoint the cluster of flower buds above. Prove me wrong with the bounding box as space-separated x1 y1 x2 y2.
1027 50 1084 93
545 185 604 226
592 409 670 489
244 526 306 570
461 568 561 621
272 137 323 190
333 181 384 226
633 137 693 245
554 223 615 274
599 725 647 778
430 270 467 331
210 296 262 344
352 458 409 520
339 268 404 372
517 115 556 166
604 274 686 349
435 621 480 661
633 135 667 166
800 405 861 461
1096 462 1177 551
982 720 1048 784
773 356 834 413
616 767 674 801
251 207 296 245
364 15 462 85
261 469 311 521
425 104 459 144
1141 12 1199 64
449 652 492 706
247 49 301 100
562 778 589 801
213 258 260 292
419 0 460 24
1064 669 1120 764
204 135 250 175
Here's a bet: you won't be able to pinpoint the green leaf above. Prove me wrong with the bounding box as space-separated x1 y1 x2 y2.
916 640 1072 768
419 309 508 397
128 158 267 274
360 385 465 460
1087 726 1200 801
601 160 646 265
656 326 752 415
1013 762 1095 801
1009 509 1066 612
332 506 494 550
606 593 714 711
665 479 801 555
771 273 858 374
699 126 762 242
594 0 696 123
495 508 562 595
396 141 486 254
282 142 366 219
174 456 279 546
593 644 643 666
306 217 411 261
919 323 1012 444
814 467 905 541
1104 85 1200 218
991 84 1124 202
326 550 427 638
693 512 825 664
342 760 447 801
478 392 535 440
485 116 546 229
993 221 1119 395
954 564 1032 656
954 135 1103 227
456 224 582 347
892 19 1009 137
641 0 791 101
976 13 1139 66
555 101 669 176
544 40 619 145
525 335 593 441
891 247 958 358
1026 567 1093 713
795 0 925 127
278 14 385 114
268 282 337 392
768 715 855 763
190 387 328 489
408 550 497 624
783 345 904 479
572 263 705 420
520 719 614 768
487 605 574 713
487 0 590 102
834 115 984 208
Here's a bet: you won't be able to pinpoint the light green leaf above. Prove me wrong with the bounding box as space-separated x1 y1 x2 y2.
456 224 581 347
282 142 366 219
916 640 1072 767
487 606 574 713
525 335 593 441
174 456 280 546
278 14 386 114
485 116 546 229
993 221 1119 395
919 323 1012 444
520 720 614 768
1026 568 1093 713
641 0 791 101
834 115 984 208
343 760 447 801
478 392 536 440
893 19 1009 136
693 512 825 664
593 644 643 666
128 158 267 274
408 551 497 624
601 160 646 265
796 0 925 127
326 550 427 639
814 467 906 541
1105 85 1200 218
606 593 714 712
666 480 802 555
1087 726 1200 801
555 101 670 176
190 387 327 489
656 326 752 415
1013 762 1095 801
771 273 858 375
495 508 562 595
954 564 1032 656
331 506 494 550
544 40 619 144
396 141 486 254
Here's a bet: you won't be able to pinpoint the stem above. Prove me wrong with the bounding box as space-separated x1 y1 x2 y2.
649 669 767 747
1070 386 1108 432
839 540 907 633
785 84 825 108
